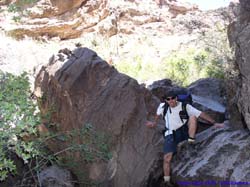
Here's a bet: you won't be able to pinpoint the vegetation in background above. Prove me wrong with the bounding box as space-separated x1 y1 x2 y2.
114 25 233 86
114 48 227 86
7 0 39 22
161 48 225 86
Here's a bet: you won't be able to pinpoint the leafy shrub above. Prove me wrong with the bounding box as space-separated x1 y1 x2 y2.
115 47 228 86
7 0 39 22
114 56 142 79
114 24 232 86
161 48 226 86
0 71 112 185
0 71 40 181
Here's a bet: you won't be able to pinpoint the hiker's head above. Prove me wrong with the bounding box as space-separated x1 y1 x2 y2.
163 90 177 107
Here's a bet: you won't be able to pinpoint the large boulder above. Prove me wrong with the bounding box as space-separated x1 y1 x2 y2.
187 78 226 125
34 47 164 187
171 124 250 186
147 122 250 186
188 78 226 106
228 0 250 130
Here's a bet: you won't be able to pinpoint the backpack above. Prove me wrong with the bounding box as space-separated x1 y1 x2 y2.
162 93 192 123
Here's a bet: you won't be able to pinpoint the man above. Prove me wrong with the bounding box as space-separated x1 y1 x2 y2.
147 90 224 184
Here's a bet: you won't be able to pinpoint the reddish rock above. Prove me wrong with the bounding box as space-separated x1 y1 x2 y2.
34 47 163 186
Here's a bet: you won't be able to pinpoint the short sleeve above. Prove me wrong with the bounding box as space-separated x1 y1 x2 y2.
156 103 165 116
186 104 202 118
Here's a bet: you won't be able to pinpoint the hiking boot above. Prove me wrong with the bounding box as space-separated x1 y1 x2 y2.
188 137 195 144
163 181 175 187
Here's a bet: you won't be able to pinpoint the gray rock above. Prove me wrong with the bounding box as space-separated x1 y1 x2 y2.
188 78 226 106
188 78 226 127
228 0 250 130
171 125 250 186
38 166 75 187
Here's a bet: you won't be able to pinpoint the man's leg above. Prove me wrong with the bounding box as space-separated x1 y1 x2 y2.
163 152 173 182
188 116 198 141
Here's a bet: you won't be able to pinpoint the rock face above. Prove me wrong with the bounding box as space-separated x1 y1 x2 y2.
6 0 109 39
34 47 163 187
188 78 226 125
147 123 250 187
48 0 86 15
0 0 12 5
165 0 198 17
172 125 250 186
188 78 226 106
0 0 229 40
228 0 250 130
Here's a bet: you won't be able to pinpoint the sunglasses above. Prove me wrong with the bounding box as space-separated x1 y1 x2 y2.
166 96 176 101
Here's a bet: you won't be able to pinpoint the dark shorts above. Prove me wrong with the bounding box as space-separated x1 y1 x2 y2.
163 124 189 154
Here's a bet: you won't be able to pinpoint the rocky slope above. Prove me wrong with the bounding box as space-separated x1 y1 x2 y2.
0 0 232 81
228 0 250 131
0 0 227 40
0 0 234 88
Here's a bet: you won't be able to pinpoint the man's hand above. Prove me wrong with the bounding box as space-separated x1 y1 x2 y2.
145 121 156 128
213 122 225 128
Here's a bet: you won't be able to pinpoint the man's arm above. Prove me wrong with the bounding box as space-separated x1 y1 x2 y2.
153 115 160 125
199 112 224 128
146 115 160 128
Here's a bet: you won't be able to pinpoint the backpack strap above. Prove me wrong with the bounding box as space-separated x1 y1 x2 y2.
162 102 170 137
162 102 168 120
179 102 189 123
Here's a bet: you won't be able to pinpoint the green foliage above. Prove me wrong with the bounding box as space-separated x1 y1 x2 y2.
114 25 232 86
12 15 21 22
8 0 38 11
115 56 142 79
52 124 112 163
0 71 112 184
7 4 21 13
38 124 112 185
7 0 39 22
161 48 226 86
115 47 227 86
0 71 40 181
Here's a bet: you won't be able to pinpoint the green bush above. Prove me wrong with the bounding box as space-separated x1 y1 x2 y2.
0 71 40 181
161 48 226 86
114 56 142 79
114 46 229 86
0 71 112 184
114 24 232 86
7 0 39 22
